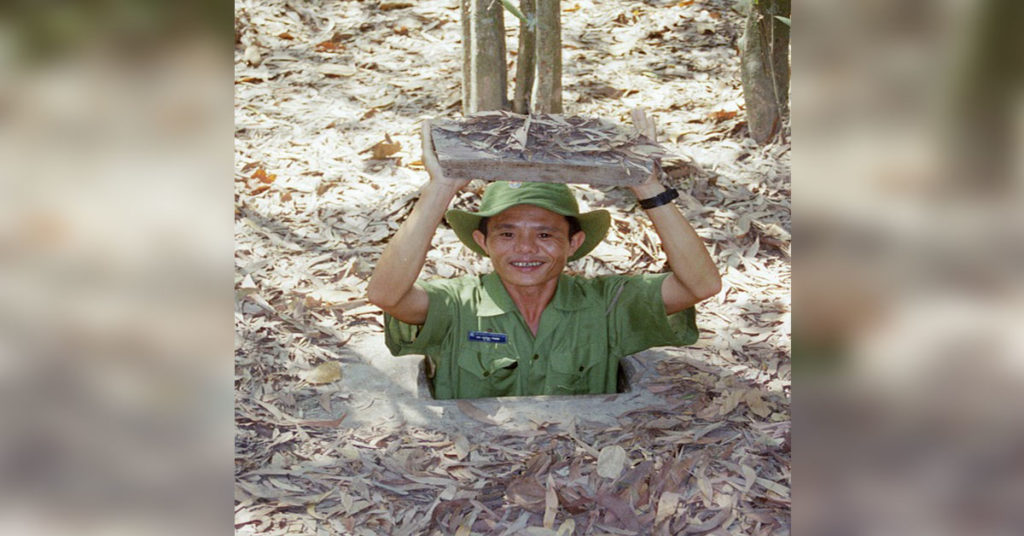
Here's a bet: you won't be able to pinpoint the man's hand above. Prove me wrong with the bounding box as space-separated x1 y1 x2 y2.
625 107 722 312
630 106 657 139
628 108 667 199
421 119 471 191
367 119 471 325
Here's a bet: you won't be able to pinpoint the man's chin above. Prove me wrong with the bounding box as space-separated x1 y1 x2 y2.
497 268 566 288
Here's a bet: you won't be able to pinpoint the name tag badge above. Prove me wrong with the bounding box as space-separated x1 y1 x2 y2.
468 331 508 344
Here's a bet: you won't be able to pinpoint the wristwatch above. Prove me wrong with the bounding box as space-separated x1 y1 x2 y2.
637 187 679 210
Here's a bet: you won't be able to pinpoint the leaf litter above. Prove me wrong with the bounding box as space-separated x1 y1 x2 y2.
430 112 667 184
235 0 789 533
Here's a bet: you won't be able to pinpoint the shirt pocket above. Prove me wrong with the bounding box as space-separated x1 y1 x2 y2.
546 355 596 396
455 349 519 398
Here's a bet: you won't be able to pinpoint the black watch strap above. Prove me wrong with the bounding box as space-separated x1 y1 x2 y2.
638 187 679 210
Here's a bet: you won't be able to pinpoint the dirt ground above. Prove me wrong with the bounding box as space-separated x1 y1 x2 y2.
234 0 790 533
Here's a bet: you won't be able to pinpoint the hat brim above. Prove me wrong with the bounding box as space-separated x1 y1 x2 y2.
446 206 610 262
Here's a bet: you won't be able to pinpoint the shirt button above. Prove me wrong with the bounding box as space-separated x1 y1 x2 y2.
483 371 490 377
532 354 539 360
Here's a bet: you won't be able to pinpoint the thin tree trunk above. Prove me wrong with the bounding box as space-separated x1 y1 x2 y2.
943 0 1019 188
768 0 790 116
532 0 562 114
512 0 537 114
740 0 790 144
461 0 471 114
464 0 508 114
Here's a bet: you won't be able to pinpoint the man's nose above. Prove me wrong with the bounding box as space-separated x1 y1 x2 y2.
513 235 537 253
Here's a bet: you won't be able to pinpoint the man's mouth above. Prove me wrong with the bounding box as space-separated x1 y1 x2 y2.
510 261 543 268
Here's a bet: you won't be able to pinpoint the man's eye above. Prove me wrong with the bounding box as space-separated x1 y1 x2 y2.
499 232 514 238
538 233 551 239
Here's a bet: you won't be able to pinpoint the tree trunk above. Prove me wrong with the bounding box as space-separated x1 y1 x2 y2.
943 0 1021 188
460 0 471 113
741 0 790 144
462 0 508 114
532 0 562 114
512 0 537 114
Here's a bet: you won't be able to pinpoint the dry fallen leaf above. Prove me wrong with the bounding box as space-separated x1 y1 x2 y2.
315 40 344 53
452 434 471 460
379 1 414 10
455 399 498 425
696 21 716 34
251 168 276 183
718 388 745 417
243 45 260 66
708 109 738 122
655 491 682 526
507 477 547 512
757 477 790 497
318 64 358 78
543 473 558 528
697 471 714 503
301 361 342 384
239 274 257 291
596 445 628 479
369 134 402 160
741 464 758 494
744 388 773 418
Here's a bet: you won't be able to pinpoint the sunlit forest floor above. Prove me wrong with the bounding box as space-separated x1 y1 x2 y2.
234 0 790 533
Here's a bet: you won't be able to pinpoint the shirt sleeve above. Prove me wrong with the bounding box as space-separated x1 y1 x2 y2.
383 279 456 356
605 273 699 357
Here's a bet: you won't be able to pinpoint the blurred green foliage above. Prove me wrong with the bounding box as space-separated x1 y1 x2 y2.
2 0 231 62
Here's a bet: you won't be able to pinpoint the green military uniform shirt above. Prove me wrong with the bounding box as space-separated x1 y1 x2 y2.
384 272 698 399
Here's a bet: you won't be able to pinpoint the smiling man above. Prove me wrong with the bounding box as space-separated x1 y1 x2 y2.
367 117 721 399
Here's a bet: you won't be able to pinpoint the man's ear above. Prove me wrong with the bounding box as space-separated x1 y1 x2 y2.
471 229 488 254
568 231 586 256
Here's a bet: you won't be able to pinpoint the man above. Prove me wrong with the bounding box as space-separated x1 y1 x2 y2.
367 113 721 399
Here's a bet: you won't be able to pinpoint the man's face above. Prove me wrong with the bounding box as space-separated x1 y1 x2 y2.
472 204 586 292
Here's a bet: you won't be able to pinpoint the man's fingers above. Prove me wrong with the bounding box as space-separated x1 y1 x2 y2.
630 107 656 140
420 119 470 189
630 108 646 129
421 119 433 156
421 119 441 168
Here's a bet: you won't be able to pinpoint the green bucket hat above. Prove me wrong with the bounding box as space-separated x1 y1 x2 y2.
445 181 610 262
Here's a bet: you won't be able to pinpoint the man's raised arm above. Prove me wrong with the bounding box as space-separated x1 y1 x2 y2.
366 120 470 325
628 109 722 314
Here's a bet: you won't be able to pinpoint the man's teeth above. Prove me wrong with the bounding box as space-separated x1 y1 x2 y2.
511 261 542 267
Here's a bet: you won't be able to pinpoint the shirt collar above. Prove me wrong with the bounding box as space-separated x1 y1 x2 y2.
478 273 515 317
478 273 592 316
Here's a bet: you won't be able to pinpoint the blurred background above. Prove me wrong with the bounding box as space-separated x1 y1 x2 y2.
0 0 1021 534
794 0 1024 534
0 1 232 535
